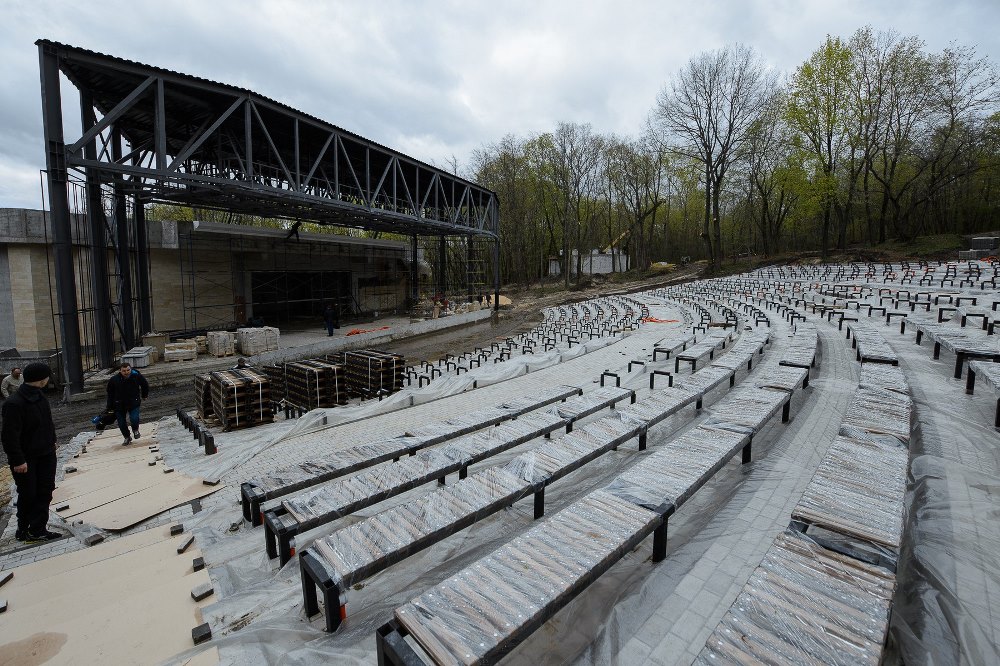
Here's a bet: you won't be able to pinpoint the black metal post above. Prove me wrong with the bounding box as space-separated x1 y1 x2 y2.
410 234 419 306
111 128 135 350
134 198 152 335
437 235 446 299
493 236 500 312
80 91 114 369
39 43 84 392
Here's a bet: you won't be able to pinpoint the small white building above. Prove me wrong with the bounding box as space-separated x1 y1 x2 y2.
548 249 629 277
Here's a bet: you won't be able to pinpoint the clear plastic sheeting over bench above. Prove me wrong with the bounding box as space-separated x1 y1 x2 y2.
554 386 633 420
392 490 660 666
605 425 748 511
791 434 909 551
247 385 579 499
755 365 808 393
840 386 913 445
858 363 908 394
280 412 565 526
700 387 789 436
850 321 898 362
781 323 817 367
616 387 697 428
311 466 532 591
695 530 895 666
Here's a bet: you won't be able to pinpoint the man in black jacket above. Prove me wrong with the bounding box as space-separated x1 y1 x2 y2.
1 362 61 542
106 362 150 446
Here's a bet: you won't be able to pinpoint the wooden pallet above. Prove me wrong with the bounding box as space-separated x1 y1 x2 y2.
209 369 273 430
285 359 347 410
342 350 404 398
194 374 213 419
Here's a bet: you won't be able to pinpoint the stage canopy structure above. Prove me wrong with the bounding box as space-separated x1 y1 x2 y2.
36 39 500 392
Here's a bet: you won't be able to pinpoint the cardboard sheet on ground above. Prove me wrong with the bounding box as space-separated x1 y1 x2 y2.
52 424 224 531
0 526 212 665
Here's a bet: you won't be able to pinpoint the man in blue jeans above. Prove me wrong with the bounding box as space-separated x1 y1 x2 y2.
106 362 150 446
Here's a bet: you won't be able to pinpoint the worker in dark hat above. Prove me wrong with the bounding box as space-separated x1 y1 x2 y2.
0 362 61 543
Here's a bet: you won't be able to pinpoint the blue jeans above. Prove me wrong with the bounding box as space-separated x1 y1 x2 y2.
116 406 141 439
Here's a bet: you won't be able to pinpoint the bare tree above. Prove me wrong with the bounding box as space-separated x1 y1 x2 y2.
653 44 776 269
605 134 668 270
546 122 604 286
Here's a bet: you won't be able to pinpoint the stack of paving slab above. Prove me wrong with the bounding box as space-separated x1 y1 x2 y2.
236 326 280 355
193 373 213 419
342 349 404 398
206 331 236 357
163 340 198 362
285 358 347 410
210 368 273 430
121 345 156 368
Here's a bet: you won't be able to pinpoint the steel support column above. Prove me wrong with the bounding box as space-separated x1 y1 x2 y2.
466 235 473 303
493 237 500 312
410 234 419 306
111 129 135 350
80 91 114 369
134 198 152 334
437 235 446 299
38 44 84 391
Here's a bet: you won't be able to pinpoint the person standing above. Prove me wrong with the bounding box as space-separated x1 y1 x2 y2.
1 362 60 542
106 362 149 446
323 304 339 336
1 367 22 399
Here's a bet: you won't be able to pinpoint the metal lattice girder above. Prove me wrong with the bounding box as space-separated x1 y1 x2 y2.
39 39 499 239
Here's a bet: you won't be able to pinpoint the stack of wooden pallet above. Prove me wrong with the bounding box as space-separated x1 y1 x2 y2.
262 363 287 403
206 331 236 357
209 368 273 431
285 359 347 410
236 326 280 355
343 350 404 398
194 373 213 419
193 335 208 355
163 340 198 362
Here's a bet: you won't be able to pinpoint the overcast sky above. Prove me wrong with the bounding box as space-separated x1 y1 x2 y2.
1 0 997 209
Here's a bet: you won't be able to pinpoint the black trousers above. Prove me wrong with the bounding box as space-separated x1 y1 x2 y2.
12 452 57 533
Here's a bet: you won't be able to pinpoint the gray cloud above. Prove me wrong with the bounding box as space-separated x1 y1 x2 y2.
1 0 997 207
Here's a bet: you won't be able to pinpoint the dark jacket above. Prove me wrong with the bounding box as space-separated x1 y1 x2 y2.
1 383 57 467
106 370 150 411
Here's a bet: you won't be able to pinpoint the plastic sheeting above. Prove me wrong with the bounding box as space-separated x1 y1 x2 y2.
605 426 747 511
310 466 532 590
393 490 659 666
840 386 912 445
696 530 895 666
700 387 787 436
792 434 908 550
851 321 898 362
280 412 564 526
859 363 908 394
755 365 807 393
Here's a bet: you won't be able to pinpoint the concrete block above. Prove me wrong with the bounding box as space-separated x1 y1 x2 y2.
163 467 174 474
170 524 184 536
55 504 69 512
0 571 12 588
192 556 205 572
191 581 214 601
84 534 105 546
202 477 221 486
192 622 212 645
177 534 195 554
148 458 157 466
0 599 6 613
64 465 77 473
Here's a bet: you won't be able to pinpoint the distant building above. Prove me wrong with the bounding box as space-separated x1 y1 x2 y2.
0 208 427 360
548 249 629 277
